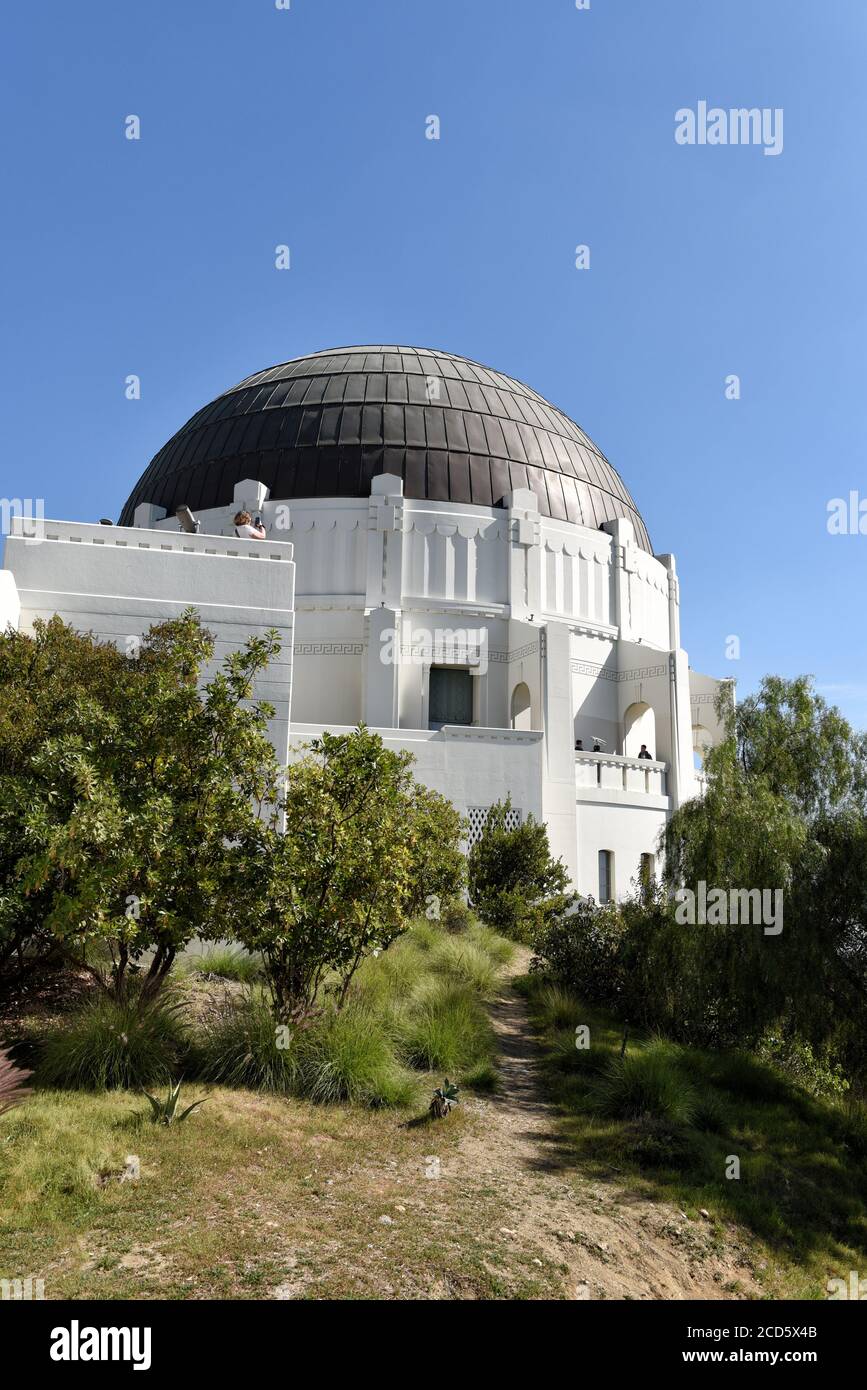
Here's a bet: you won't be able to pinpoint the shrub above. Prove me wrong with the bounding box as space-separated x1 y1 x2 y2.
37 993 189 1091
198 993 418 1108
590 1038 698 1128
533 983 584 1031
532 897 626 1004
294 1008 418 1108
431 935 500 994
440 898 475 933
395 981 495 1074
708 1050 794 1104
831 1099 867 1161
196 993 300 1093
756 1033 850 1099
468 797 574 942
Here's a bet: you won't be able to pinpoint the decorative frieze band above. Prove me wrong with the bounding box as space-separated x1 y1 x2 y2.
570 659 667 683
294 642 364 656
488 641 540 664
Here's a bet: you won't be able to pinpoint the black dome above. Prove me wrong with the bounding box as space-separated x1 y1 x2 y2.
119 346 651 550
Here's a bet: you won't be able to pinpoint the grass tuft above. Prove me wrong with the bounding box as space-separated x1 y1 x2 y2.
36 993 189 1091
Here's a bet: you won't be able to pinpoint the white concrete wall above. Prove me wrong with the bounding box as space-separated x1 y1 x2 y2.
289 722 545 844
3 518 296 762
0 568 20 631
576 799 668 901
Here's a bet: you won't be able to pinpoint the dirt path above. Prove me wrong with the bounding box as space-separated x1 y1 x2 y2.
454 954 761 1300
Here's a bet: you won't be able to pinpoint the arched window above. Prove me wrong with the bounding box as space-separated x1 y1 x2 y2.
623 701 656 759
510 681 532 731
692 723 713 769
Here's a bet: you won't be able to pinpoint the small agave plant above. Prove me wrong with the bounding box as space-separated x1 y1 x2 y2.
429 1078 459 1120
142 1080 208 1127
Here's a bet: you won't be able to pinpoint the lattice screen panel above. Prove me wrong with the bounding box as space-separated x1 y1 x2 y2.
466 805 523 847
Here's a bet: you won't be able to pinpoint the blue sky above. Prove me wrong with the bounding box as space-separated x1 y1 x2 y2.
2 0 865 724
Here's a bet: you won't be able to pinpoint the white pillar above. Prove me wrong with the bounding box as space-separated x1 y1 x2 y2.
601 516 636 642
363 606 401 728
507 488 541 622
365 474 404 610
540 620 579 885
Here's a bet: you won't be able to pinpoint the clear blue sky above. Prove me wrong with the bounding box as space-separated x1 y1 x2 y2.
2 0 865 725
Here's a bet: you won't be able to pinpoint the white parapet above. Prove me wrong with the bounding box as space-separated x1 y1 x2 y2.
3 517 297 763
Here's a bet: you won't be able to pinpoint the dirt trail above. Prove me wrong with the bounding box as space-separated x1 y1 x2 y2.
454 954 760 1300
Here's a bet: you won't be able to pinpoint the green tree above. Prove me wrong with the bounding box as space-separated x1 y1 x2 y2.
226 727 465 1019
659 677 867 1057
468 797 574 942
0 618 129 984
1 612 281 1002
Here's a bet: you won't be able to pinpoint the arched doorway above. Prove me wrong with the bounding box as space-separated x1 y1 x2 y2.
623 701 656 759
510 681 532 731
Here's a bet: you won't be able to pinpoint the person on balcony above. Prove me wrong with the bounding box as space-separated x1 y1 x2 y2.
575 738 584 751
638 743 652 759
233 509 266 540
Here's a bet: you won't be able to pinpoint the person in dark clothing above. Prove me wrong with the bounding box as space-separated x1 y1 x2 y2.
638 744 652 759
575 739 583 751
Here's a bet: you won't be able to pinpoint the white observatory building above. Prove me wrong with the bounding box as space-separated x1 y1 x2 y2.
0 346 726 898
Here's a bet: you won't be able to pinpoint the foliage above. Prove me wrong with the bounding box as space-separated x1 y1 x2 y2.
188 946 263 984
439 897 475 933
429 1079 459 1119
0 1046 33 1116
293 1007 418 1108
531 896 626 1005
142 1079 208 1126
36 993 190 1091
0 619 128 985
524 971 867 1290
195 992 300 1094
0 613 282 1004
661 676 867 1065
226 727 465 1020
590 1037 698 1128
196 918 510 1106
394 979 496 1073
467 797 574 942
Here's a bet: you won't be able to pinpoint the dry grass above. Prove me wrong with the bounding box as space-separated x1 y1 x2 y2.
0 1085 550 1300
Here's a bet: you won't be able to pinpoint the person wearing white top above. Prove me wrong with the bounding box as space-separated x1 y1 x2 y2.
233 509 266 540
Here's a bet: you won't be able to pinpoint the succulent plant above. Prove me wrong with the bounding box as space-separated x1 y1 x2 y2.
429 1078 459 1119
142 1080 208 1126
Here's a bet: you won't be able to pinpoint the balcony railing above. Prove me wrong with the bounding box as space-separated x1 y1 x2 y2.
575 750 667 797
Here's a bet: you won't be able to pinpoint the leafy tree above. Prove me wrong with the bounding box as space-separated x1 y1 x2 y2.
658 677 867 1060
225 727 465 1019
727 674 866 818
0 618 129 984
468 798 574 942
1 612 281 1002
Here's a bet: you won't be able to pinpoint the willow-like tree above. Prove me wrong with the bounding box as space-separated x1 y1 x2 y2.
660 676 867 1059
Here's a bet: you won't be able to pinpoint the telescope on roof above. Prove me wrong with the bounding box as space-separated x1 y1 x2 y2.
175 505 200 534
